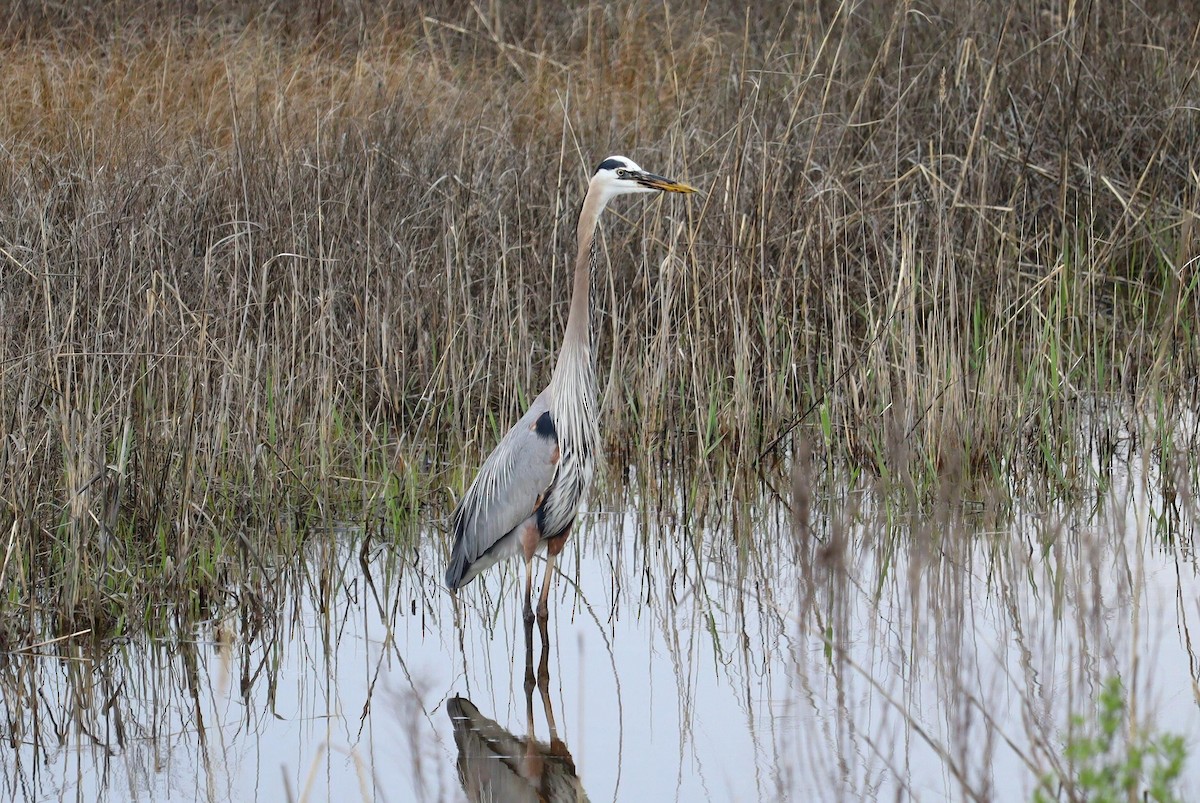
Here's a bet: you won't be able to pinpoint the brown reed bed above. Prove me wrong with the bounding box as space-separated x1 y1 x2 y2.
0 1 1199 639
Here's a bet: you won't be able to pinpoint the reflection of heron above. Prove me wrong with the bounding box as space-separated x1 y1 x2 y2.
445 156 695 623
447 624 589 802
447 695 588 803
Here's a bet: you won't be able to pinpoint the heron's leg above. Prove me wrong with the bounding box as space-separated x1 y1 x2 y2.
539 658 559 738
520 522 540 628
522 547 536 695
535 595 552 681
523 554 536 628
536 529 570 624
521 649 544 783
523 588 536 696
537 612 553 692
536 551 556 625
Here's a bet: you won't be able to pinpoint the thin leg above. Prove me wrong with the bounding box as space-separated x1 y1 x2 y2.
539 681 559 738
523 553 535 628
523 588 536 696
525 667 536 729
537 612 553 691
521 642 543 782
536 530 569 624
520 522 539 692
519 520 540 629
537 626 557 734
536 551 557 624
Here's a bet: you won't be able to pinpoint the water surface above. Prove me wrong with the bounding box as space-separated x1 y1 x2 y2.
4 457 1198 801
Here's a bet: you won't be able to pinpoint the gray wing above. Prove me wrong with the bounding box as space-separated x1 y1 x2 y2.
445 394 559 590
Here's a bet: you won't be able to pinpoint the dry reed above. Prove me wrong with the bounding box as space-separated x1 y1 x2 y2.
1 1 1199 638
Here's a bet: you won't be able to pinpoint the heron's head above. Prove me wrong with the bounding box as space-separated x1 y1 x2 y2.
589 155 696 204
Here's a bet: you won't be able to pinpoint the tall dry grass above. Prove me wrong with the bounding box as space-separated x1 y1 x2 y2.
1 0 1199 635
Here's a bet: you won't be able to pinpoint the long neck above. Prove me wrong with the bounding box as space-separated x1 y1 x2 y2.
551 188 606 387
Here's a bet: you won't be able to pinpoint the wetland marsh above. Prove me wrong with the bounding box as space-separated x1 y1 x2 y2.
4 447 1199 800
2 2 1200 800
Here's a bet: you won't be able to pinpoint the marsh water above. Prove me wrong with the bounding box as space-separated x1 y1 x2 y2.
4 453 1199 802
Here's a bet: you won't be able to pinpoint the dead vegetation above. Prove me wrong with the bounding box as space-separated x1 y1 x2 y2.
0 0 1199 637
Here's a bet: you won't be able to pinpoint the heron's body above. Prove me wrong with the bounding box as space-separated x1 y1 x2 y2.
444 383 597 590
445 156 694 619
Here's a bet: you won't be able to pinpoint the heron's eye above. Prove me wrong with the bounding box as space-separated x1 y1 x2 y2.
616 168 628 178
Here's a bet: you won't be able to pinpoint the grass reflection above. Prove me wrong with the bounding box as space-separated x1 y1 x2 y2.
0 446 1196 800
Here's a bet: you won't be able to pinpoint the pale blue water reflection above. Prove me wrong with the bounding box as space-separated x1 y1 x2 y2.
3 455 1198 801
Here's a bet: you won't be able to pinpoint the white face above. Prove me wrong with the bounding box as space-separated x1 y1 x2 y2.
589 155 695 205
591 156 655 203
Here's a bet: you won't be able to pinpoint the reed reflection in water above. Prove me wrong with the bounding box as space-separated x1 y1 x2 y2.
1 453 1198 801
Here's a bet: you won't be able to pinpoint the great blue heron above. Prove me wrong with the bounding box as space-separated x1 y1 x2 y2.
445 155 695 622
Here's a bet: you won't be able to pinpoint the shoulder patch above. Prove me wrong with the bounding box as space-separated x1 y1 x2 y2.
533 410 556 439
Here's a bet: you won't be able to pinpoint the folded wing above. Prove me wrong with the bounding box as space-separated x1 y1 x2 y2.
445 396 559 590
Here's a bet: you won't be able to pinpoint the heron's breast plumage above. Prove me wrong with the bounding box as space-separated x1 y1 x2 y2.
536 454 591 540
538 343 599 540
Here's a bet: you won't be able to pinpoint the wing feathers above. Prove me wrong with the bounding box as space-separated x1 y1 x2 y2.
446 398 559 590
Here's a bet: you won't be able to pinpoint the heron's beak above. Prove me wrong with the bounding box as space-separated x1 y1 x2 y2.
634 171 697 193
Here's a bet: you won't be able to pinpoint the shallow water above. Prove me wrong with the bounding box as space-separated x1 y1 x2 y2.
4 457 1199 802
